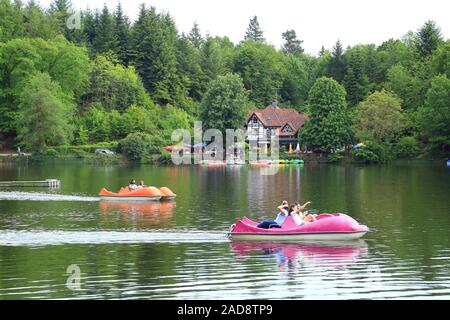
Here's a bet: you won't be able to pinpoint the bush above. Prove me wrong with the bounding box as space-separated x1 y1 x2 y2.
82 106 112 143
328 152 344 163
156 150 173 164
117 132 167 161
351 140 394 163
395 136 420 158
147 135 168 154
44 148 58 156
351 148 379 163
118 133 151 161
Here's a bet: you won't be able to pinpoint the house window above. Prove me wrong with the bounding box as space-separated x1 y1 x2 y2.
282 125 293 133
252 116 258 124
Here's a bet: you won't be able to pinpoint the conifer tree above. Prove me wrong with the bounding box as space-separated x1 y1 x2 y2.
282 29 304 56
244 16 264 42
327 40 346 83
129 6 184 106
49 0 74 41
92 5 118 55
114 2 130 64
188 22 204 49
416 20 443 57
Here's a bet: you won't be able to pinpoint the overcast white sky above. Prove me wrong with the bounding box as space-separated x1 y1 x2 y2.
40 0 450 54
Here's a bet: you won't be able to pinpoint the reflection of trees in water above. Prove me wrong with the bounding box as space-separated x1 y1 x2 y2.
247 166 302 218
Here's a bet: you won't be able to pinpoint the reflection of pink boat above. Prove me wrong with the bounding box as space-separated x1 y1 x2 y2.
205 160 227 166
228 214 369 241
249 160 270 166
231 241 368 267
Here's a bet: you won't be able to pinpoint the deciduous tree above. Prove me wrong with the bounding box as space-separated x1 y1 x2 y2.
199 73 250 133
17 72 74 153
355 90 406 143
301 77 352 152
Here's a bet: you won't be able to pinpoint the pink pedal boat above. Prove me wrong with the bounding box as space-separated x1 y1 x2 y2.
228 213 369 241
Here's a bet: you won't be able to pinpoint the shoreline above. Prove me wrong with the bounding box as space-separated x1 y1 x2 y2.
0 153 446 166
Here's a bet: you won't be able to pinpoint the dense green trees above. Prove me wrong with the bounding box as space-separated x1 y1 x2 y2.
431 41 450 77
82 55 150 112
355 90 406 143
417 75 450 153
280 55 309 108
17 72 74 153
233 40 285 105
0 36 89 133
199 73 250 133
113 2 130 65
0 1 448 158
385 65 423 110
301 77 353 152
343 46 371 106
129 5 183 106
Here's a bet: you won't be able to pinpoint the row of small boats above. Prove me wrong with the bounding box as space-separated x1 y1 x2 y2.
201 159 304 166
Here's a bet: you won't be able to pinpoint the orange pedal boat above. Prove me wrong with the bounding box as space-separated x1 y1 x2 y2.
99 186 176 201
158 187 177 201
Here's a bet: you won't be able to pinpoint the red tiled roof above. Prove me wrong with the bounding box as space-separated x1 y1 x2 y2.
246 105 309 136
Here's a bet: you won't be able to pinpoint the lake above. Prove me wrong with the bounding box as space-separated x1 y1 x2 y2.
0 161 449 299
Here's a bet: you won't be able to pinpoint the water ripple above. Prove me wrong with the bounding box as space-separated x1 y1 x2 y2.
0 192 99 202
0 229 228 246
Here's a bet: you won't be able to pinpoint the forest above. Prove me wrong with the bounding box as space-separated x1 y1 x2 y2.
0 0 449 162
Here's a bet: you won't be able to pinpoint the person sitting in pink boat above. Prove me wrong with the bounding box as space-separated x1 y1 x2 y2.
290 204 305 226
256 201 289 229
291 201 316 225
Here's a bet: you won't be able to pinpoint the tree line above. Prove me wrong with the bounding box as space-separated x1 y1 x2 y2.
0 0 448 160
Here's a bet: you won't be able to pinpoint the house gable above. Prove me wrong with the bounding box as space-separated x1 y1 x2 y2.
245 104 309 133
281 123 294 133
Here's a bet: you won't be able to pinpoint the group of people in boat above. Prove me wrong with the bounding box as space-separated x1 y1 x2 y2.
128 179 147 191
257 200 316 229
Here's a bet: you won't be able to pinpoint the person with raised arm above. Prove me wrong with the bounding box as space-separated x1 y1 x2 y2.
256 201 290 229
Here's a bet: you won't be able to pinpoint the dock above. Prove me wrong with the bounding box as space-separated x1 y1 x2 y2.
0 179 61 188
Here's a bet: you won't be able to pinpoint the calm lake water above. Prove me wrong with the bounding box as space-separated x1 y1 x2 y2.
0 161 449 299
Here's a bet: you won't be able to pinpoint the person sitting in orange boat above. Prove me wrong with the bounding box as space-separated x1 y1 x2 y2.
137 180 147 189
128 179 138 191
256 201 290 229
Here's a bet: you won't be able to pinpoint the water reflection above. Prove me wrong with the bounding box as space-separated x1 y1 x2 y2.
99 201 176 226
231 241 368 271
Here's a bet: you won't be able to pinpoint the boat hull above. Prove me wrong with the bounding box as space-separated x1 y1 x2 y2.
99 187 165 202
228 231 367 241
99 196 162 202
